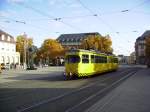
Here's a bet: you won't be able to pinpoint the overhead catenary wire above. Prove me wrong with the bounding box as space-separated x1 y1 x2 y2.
128 0 150 11
1 14 139 36
76 0 118 34
15 3 84 32
0 16 58 35
0 14 97 22
64 0 144 35
76 0 128 54
100 0 150 15
1 1 148 36
0 15 26 24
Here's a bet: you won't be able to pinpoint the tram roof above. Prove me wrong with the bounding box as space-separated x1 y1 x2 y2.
67 49 117 57
67 49 112 56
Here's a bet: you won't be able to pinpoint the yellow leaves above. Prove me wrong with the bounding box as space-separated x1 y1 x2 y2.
80 34 113 53
16 35 33 52
16 35 33 63
40 39 64 59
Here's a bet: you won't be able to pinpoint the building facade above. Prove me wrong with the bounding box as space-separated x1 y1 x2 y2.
0 30 20 66
118 55 129 64
57 32 100 49
128 52 136 64
135 30 150 64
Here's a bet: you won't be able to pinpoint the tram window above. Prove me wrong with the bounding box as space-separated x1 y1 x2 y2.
110 58 113 63
95 56 101 63
66 55 80 63
95 56 98 63
103 57 107 63
93 56 107 63
99 56 102 63
114 58 118 63
100 57 105 63
100 57 104 63
91 55 95 63
82 54 89 63
105 57 107 63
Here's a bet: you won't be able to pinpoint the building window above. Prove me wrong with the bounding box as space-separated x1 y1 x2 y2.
140 44 144 49
2 35 5 40
1 56 5 63
7 56 10 64
7 36 10 41
12 56 15 63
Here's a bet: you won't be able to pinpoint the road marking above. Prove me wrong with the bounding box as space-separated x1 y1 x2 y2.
65 71 137 112
16 69 133 112
17 76 113 112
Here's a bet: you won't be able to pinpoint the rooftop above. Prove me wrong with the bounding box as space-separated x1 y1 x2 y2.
57 32 100 42
137 30 150 41
0 29 15 43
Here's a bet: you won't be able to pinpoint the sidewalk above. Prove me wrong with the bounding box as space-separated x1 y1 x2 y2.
86 68 150 112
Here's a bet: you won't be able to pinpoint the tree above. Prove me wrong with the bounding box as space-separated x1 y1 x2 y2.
145 37 150 68
80 34 113 54
37 39 64 65
16 35 33 64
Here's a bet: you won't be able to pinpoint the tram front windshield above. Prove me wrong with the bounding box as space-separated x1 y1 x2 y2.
66 55 80 63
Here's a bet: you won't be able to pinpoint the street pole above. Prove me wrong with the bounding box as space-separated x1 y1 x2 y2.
23 32 27 69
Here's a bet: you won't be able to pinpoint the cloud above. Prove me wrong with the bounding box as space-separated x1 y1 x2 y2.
48 0 80 9
70 18 83 24
71 9 86 15
7 0 26 3
49 0 56 5
0 9 17 17
0 11 10 16
48 0 63 6
69 3 81 8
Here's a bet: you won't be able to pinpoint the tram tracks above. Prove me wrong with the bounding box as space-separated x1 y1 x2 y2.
0 68 126 101
66 70 138 112
17 68 138 112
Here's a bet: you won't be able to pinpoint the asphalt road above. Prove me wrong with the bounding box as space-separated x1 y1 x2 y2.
0 66 142 112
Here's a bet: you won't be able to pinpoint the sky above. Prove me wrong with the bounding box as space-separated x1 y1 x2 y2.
0 0 150 56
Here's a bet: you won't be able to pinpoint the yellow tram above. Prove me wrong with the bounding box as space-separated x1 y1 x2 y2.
64 49 118 79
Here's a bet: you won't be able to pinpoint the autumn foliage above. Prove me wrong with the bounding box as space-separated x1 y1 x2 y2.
80 34 113 54
16 33 113 65
16 35 33 63
37 39 65 60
